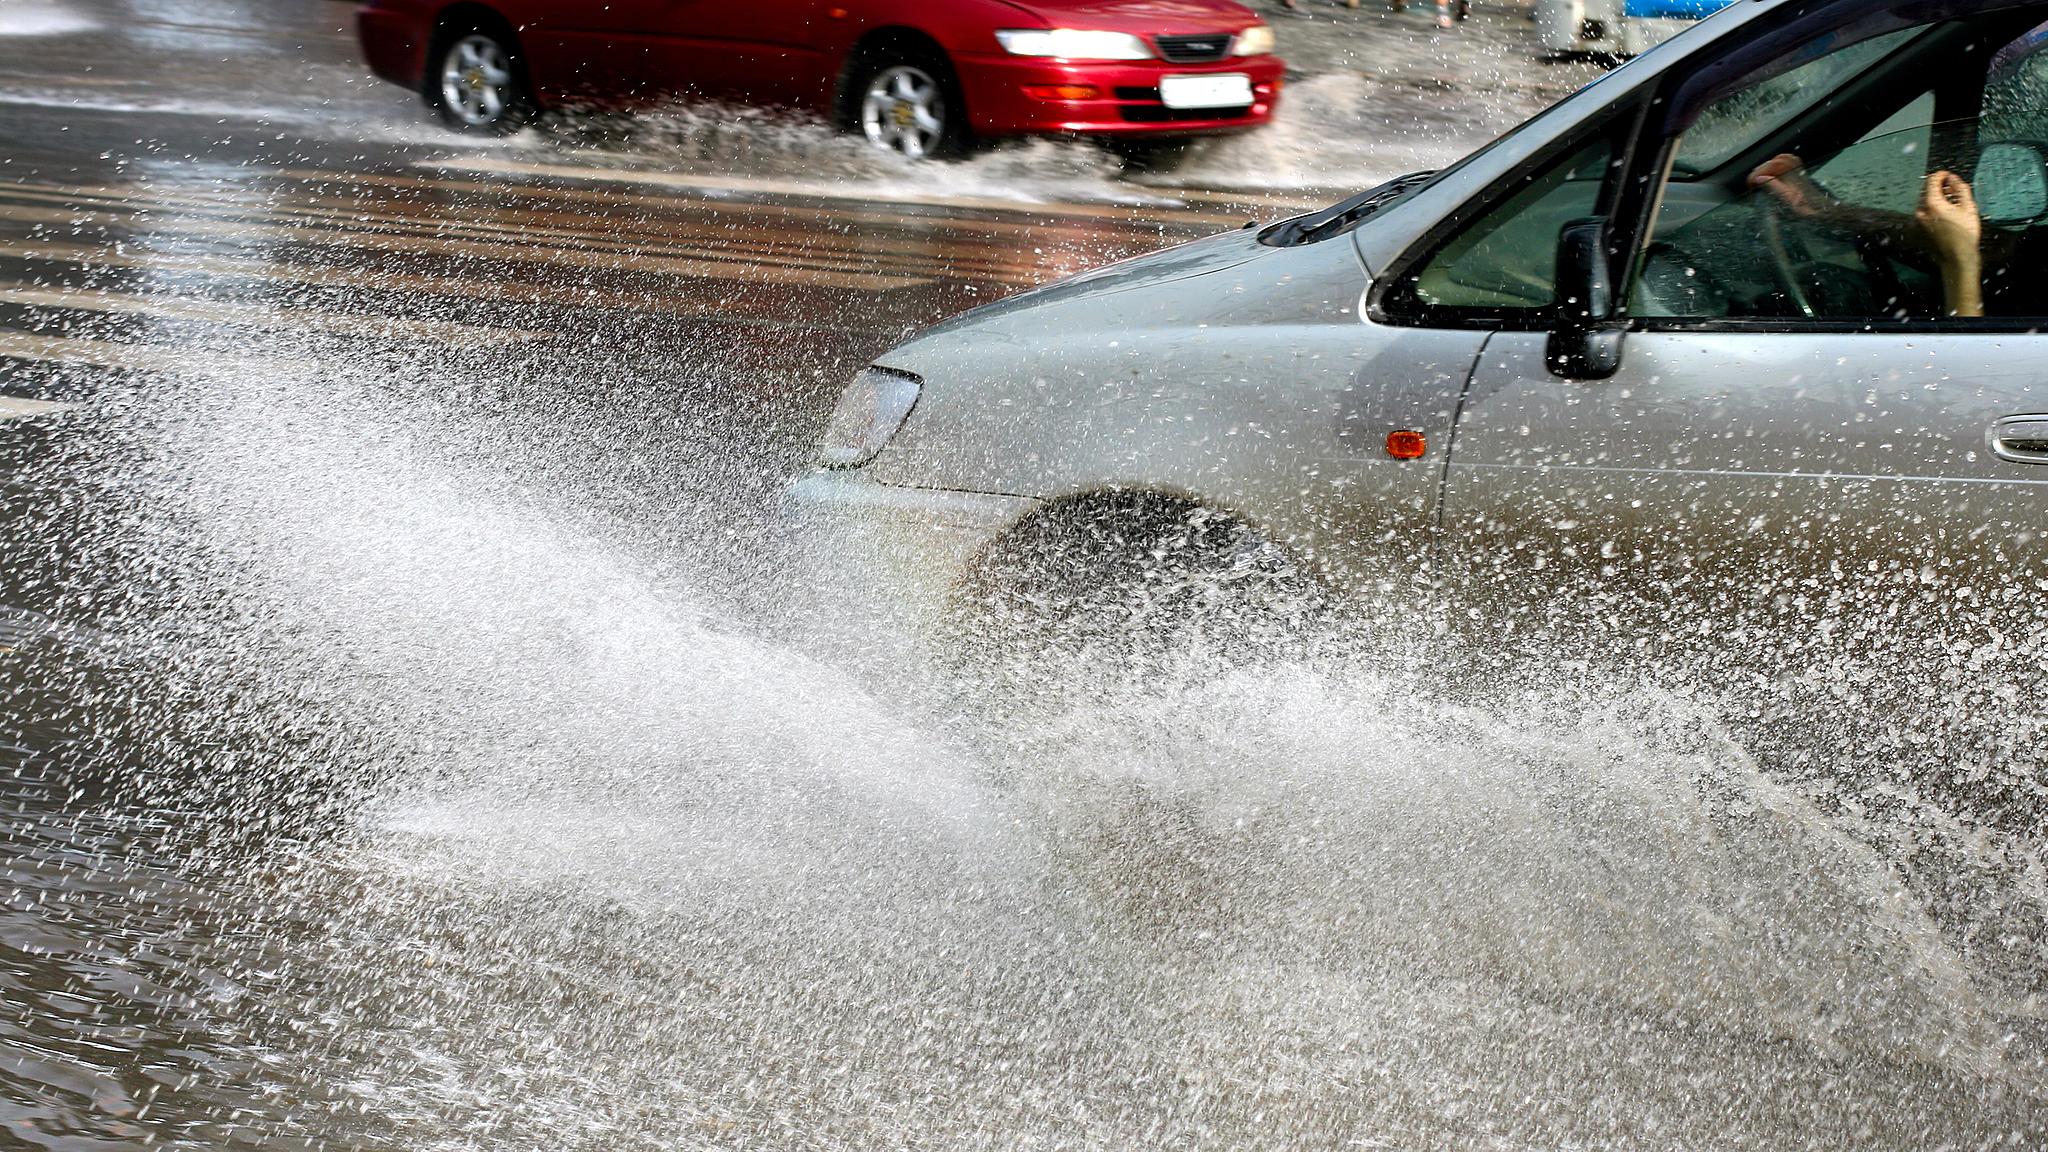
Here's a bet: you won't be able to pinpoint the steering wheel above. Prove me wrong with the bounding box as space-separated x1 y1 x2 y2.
1848 229 1925 318
1758 197 1818 319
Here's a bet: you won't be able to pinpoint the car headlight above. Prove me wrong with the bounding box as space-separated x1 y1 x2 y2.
995 29 1154 60
819 368 921 468
1232 24 1276 56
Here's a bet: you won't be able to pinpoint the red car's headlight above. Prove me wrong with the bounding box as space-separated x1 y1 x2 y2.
995 29 1155 61
1233 25 1276 56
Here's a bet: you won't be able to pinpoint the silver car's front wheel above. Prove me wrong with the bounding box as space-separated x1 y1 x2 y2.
435 32 522 132
858 64 954 160
949 494 1327 695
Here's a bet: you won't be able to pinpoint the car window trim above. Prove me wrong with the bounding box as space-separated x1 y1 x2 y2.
1630 315 2048 335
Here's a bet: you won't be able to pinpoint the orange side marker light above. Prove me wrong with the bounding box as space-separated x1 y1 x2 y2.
1022 84 1103 101
1386 430 1427 460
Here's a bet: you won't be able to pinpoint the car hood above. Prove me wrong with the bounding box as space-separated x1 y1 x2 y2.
899 226 1269 346
859 225 1371 497
1004 0 1262 34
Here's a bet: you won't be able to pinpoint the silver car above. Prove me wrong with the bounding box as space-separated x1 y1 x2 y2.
789 0 2048 657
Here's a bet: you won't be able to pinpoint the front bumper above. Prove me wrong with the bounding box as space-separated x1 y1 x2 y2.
954 53 1285 139
779 471 1037 643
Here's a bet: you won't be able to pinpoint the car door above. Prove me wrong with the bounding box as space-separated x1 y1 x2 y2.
643 0 829 107
1425 7 2048 649
516 0 674 103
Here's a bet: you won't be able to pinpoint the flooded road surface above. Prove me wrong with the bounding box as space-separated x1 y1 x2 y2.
1 1 2045 1149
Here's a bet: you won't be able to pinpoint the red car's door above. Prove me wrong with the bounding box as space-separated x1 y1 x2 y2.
646 0 831 108
514 0 675 105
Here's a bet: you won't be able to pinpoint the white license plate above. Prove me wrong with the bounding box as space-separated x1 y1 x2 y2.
1157 73 1254 110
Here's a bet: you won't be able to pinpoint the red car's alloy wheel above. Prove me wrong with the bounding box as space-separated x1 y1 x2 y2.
437 32 518 131
858 65 951 160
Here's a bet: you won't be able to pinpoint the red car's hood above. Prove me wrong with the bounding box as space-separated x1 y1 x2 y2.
1004 0 1262 34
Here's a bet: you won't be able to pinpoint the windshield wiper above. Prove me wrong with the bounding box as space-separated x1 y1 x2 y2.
1261 170 1437 247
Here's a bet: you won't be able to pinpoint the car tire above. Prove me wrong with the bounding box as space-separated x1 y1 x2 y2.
948 493 1326 696
848 49 969 161
427 23 531 135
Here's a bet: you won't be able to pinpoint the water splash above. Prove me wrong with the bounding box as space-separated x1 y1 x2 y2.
51 343 2031 1150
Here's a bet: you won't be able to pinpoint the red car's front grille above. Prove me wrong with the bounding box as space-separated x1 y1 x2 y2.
1153 33 1234 63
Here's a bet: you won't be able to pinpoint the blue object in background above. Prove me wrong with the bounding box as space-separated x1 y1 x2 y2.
1623 0 1735 19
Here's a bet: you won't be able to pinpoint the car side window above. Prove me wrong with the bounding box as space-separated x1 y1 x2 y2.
1632 14 2048 325
1406 135 1615 313
1670 30 1920 176
1805 92 1936 216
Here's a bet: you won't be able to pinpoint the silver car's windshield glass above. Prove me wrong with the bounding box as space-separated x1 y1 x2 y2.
1672 26 1929 175
1392 6 1752 209
1386 60 1635 207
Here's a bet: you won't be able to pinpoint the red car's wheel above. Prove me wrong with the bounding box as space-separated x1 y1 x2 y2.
428 24 530 134
852 52 967 161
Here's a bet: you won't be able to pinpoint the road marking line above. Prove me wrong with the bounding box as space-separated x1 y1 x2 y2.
0 178 1057 284
277 167 1201 241
0 200 927 292
262 168 1199 281
420 155 1267 228
0 285 549 347
284 166 1187 241
0 330 172 372
0 183 1028 284
1 172 1175 248
0 236 894 332
0 330 286 377
0 394 73 421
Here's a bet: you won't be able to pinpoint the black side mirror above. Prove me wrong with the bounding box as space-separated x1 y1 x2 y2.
1546 217 1626 380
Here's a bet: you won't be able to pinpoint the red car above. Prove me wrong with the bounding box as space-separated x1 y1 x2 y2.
355 0 1284 158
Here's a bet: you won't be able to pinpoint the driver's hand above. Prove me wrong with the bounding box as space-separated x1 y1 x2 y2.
1915 170 1982 259
1917 170 1985 317
1747 153 1829 217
